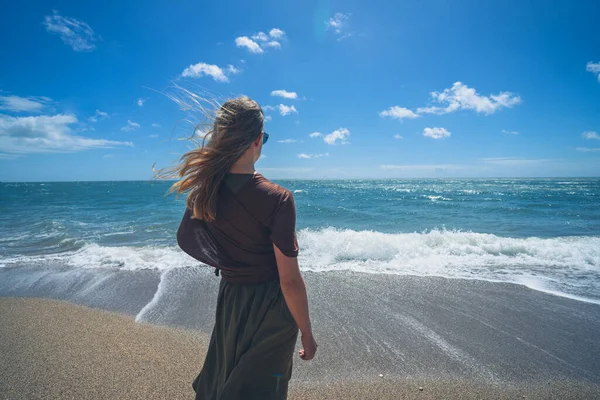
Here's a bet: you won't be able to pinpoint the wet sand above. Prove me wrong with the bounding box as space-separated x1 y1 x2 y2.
1 267 600 399
1 294 600 399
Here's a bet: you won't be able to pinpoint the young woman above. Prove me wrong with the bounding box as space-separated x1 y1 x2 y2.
172 96 317 399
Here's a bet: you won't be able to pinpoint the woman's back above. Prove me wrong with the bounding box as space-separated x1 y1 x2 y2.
177 172 298 283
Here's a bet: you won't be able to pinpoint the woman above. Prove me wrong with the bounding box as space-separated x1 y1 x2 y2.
171 96 317 399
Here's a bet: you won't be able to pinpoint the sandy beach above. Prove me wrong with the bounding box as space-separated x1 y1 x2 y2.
2 270 600 399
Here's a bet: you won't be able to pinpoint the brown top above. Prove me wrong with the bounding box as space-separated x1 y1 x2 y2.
177 173 299 283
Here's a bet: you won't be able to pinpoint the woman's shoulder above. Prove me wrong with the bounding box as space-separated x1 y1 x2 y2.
252 173 294 203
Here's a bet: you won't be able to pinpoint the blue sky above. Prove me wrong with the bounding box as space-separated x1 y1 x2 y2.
1 0 599 181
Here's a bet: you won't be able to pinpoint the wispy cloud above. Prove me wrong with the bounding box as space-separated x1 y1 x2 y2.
327 13 353 40
383 82 521 120
379 106 419 120
264 115 272 122
297 153 329 159
181 62 234 82
393 134 403 139
502 130 520 135
277 139 302 144
137 98 147 107
323 128 350 145
576 147 600 153
269 28 285 39
121 120 140 132
264 41 281 49
276 104 297 116
151 123 161 128
271 90 298 99
0 153 21 160
309 132 322 138
43 10 98 52
479 157 551 166
251 32 269 42
0 114 132 155
380 164 465 172
149 134 159 138
423 127 451 139
587 62 600 82
88 109 109 123
236 28 286 54
227 65 241 75
0 95 52 113
582 131 600 140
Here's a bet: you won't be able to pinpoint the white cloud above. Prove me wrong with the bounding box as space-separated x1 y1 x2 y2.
422 82 521 115
149 134 159 138
88 109 109 123
237 30 284 54
43 10 98 52
0 95 52 113
121 120 140 132
103 154 114 158
137 98 147 107
576 147 600 153
423 127 451 139
379 106 420 120
309 132 322 138
264 115 272 122
151 123 161 128
502 130 520 135
479 157 551 166
278 139 301 143
265 41 281 49
252 32 269 42
0 114 133 155
393 134 403 139
582 131 600 140
384 82 521 120
271 90 298 99
181 62 230 82
277 104 297 116
269 28 285 39
323 128 350 145
586 62 600 82
227 65 241 74
327 13 352 39
297 153 329 159
235 36 264 54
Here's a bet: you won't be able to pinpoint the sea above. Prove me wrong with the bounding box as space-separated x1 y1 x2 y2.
1 178 599 305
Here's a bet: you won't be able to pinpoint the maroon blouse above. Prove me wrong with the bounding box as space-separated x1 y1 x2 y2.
177 173 299 283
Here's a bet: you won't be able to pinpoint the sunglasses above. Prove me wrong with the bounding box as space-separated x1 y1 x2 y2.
262 132 269 145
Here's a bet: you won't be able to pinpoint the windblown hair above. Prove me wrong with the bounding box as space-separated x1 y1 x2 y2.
165 96 264 221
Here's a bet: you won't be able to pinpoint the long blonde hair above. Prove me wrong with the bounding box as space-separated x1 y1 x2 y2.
165 96 264 221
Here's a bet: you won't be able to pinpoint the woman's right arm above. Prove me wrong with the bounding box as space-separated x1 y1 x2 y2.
274 244 317 361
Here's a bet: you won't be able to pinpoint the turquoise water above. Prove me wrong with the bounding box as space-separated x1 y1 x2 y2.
1 178 599 302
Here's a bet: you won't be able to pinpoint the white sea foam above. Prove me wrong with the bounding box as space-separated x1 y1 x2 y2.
3 228 599 303
297 228 600 304
2 243 193 271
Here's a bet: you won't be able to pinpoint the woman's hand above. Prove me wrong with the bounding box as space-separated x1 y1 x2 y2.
299 333 318 361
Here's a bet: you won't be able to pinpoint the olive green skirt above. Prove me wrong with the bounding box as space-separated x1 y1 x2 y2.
192 278 298 400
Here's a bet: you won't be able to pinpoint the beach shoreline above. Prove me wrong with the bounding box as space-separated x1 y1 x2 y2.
2 297 600 400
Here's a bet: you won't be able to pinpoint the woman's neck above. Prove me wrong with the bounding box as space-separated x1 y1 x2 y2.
229 159 255 174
